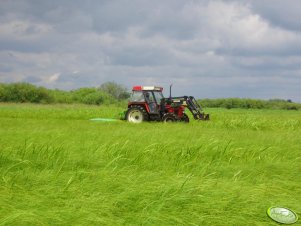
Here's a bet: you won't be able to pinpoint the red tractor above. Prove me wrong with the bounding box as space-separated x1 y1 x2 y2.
125 85 209 123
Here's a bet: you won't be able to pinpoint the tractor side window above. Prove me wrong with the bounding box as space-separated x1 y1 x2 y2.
130 91 144 102
144 91 154 103
153 91 163 104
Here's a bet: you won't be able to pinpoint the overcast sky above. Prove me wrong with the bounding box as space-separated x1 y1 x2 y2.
0 0 301 101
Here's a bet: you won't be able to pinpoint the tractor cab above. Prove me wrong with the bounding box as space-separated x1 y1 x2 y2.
129 86 164 114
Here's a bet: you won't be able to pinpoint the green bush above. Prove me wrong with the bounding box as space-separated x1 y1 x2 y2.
71 88 97 103
0 84 7 102
49 89 73 104
82 91 115 105
0 83 53 103
70 88 115 105
99 81 130 100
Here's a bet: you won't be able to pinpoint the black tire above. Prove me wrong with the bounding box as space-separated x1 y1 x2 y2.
126 106 149 123
162 113 177 123
181 113 190 123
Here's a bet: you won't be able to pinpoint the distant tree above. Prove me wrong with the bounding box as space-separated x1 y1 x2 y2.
98 81 130 100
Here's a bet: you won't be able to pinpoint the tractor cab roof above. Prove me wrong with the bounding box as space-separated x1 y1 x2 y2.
132 86 163 91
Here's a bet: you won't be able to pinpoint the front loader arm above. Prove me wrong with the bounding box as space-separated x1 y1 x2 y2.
185 96 209 120
167 96 209 120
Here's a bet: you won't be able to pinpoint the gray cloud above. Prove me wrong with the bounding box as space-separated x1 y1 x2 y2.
250 0 301 32
0 0 301 101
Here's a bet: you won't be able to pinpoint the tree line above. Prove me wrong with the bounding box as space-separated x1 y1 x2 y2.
199 98 300 110
0 82 129 105
0 82 300 110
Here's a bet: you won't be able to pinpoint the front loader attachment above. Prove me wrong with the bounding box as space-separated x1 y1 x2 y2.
168 96 209 121
185 96 209 120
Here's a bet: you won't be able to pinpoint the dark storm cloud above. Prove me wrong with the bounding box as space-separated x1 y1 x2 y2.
0 0 301 101
250 0 301 32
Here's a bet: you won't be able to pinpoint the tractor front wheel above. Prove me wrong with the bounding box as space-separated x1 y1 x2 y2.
126 106 148 123
181 113 190 123
162 113 177 123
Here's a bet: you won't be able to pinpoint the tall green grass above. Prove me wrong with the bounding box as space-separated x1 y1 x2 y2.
0 104 300 225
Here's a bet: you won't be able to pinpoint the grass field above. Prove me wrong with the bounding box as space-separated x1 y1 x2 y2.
0 103 300 225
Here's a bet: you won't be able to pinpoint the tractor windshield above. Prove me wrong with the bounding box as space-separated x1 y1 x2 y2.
153 91 164 104
130 91 144 102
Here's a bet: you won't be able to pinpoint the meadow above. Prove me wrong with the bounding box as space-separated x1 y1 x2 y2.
0 103 300 225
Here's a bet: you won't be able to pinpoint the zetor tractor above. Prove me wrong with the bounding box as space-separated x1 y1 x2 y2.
125 86 209 123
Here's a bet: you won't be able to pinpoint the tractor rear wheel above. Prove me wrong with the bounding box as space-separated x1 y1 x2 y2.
162 113 177 123
126 106 148 123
